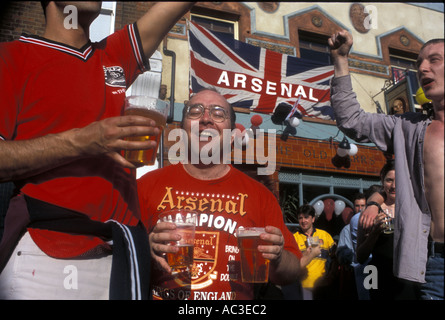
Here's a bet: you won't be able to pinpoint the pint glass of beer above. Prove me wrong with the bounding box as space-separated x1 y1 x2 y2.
158 209 197 274
123 96 169 167
307 236 319 248
383 209 394 234
236 227 270 283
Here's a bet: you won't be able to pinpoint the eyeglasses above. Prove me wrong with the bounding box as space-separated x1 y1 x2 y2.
185 104 229 123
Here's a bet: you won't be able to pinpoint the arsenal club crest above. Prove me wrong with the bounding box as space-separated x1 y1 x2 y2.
103 65 126 87
191 231 219 290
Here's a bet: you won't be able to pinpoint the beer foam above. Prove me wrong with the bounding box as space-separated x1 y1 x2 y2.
236 227 265 237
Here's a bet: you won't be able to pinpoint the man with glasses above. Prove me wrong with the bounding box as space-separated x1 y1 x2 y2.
137 88 301 300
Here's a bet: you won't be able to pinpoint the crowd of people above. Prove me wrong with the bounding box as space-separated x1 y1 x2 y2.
0 2 443 301
289 160 420 300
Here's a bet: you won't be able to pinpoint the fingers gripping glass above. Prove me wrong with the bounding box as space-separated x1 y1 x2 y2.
186 104 228 123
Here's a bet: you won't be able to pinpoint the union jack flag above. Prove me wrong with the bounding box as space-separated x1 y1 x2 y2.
391 67 406 84
188 21 335 120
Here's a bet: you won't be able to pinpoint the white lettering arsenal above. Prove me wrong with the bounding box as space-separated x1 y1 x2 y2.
216 70 319 101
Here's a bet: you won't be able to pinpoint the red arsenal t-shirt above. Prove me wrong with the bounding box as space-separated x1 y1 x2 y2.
0 24 149 258
138 163 301 300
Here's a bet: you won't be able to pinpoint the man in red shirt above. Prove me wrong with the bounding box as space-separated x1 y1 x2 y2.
0 1 194 299
138 89 301 300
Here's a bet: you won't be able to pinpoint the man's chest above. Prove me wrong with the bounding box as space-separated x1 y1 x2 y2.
423 121 444 171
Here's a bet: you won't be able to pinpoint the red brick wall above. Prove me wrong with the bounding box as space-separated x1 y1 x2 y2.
0 2 159 42
162 122 386 178
273 135 386 177
115 2 156 31
0 1 46 42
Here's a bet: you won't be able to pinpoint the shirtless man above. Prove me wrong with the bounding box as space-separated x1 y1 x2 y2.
328 30 444 300
418 41 444 247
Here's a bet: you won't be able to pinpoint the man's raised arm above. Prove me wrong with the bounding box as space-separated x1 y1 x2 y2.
136 2 196 59
328 30 353 78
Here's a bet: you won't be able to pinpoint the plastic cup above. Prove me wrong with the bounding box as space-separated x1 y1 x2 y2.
158 209 197 273
123 95 169 167
236 227 270 283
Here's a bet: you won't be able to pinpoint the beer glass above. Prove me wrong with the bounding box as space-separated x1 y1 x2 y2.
307 236 319 248
383 209 394 234
123 95 169 167
158 209 197 274
236 227 270 283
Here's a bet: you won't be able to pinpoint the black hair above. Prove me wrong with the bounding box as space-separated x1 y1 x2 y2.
296 204 315 218
420 38 444 52
380 159 395 182
353 192 366 202
364 185 383 199
41 1 50 17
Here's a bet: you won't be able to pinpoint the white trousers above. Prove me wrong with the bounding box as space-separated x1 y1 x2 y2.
0 232 112 300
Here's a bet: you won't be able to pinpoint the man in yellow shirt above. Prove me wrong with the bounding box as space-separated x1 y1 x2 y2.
294 204 334 300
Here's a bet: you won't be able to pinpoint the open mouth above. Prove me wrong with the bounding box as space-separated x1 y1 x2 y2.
196 128 220 146
421 78 434 88
199 129 219 139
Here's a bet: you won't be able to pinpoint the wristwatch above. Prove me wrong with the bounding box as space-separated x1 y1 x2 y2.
366 201 384 213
